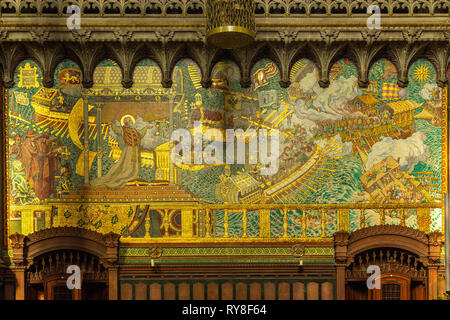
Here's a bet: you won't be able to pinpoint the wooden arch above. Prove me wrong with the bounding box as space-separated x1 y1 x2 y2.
8 227 121 300
333 225 443 300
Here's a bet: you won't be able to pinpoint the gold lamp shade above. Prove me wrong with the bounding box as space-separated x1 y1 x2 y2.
206 0 256 49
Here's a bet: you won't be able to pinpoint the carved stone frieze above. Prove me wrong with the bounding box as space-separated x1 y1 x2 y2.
0 0 448 18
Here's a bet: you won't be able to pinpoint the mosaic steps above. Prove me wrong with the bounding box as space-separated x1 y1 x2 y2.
60 183 202 201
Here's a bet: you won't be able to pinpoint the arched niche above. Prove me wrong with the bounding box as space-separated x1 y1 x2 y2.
334 225 443 300
52 59 83 104
211 59 241 91
132 58 162 88
8 227 120 300
92 59 123 91
408 59 438 88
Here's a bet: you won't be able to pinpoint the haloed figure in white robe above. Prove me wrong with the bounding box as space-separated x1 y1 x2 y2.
90 116 152 189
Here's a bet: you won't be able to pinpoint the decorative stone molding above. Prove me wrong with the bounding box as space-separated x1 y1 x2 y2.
0 0 448 17
0 1 448 45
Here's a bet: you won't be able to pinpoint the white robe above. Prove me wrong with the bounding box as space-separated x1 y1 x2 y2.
90 123 147 189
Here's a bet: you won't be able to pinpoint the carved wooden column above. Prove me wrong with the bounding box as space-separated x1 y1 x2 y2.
9 233 27 300
334 231 350 300
103 233 121 300
427 231 443 300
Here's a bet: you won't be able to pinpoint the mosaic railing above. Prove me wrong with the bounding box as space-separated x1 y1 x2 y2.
8 202 443 244
0 0 448 17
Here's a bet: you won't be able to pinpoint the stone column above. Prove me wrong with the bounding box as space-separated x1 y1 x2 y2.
96 102 104 178
82 90 90 184
446 194 450 293
168 89 175 185
446 75 450 294
181 209 194 238
259 209 271 238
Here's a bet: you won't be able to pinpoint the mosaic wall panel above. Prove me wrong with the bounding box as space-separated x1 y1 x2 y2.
4 57 447 247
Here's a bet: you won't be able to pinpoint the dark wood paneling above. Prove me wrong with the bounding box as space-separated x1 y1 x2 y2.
207 282 219 300
263 282 276 300
249 282 261 300
221 283 233 300
121 283 132 300
192 283 204 300
307 282 319 300
178 282 190 300
149 283 162 300
278 282 290 300
292 282 304 300
235 282 247 300
135 283 147 300
321 282 333 300
164 283 176 300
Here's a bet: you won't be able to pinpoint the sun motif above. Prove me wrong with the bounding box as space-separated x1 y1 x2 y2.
412 63 432 84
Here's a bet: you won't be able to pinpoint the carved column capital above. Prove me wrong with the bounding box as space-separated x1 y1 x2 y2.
334 231 350 264
8 233 27 266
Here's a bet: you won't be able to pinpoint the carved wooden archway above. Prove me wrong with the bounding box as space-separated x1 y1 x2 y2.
334 225 442 300
9 227 120 300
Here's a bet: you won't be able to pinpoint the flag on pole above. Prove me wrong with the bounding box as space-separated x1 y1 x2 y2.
382 83 400 100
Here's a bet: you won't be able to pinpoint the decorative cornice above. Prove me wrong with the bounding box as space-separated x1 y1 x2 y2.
0 1 447 43
0 0 447 18
348 225 429 245
0 27 448 43
26 226 121 247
